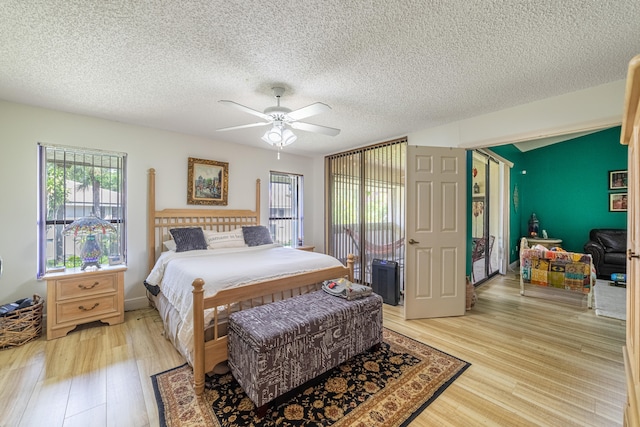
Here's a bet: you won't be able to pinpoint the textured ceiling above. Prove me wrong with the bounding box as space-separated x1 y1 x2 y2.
1 1 639 156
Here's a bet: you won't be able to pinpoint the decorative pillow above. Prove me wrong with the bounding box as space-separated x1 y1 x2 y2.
169 227 208 252
242 225 273 247
203 229 246 249
163 239 177 251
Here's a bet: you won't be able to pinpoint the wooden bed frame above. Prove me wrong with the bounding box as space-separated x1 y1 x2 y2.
147 168 354 395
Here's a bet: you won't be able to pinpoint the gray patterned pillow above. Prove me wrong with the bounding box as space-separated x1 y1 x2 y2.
169 227 208 252
242 225 273 247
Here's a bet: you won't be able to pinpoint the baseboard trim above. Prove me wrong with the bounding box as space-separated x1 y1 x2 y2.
125 296 151 311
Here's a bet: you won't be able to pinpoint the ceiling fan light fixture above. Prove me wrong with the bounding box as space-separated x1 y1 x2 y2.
281 128 297 146
262 126 282 144
261 122 297 148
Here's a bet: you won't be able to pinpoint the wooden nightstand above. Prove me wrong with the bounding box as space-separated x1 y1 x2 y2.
44 265 126 340
296 245 315 252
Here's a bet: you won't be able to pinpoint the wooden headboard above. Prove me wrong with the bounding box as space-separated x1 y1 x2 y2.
147 168 261 272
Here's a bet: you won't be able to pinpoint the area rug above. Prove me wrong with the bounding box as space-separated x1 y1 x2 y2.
595 279 626 320
152 328 470 427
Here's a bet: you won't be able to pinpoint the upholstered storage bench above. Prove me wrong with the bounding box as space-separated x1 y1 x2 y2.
519 239 595 308
227 289 383 409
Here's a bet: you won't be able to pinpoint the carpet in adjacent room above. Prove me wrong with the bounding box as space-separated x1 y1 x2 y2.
594 279 626 320
152 327 470 427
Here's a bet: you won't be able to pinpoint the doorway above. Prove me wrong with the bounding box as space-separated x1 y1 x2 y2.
471 151 500 285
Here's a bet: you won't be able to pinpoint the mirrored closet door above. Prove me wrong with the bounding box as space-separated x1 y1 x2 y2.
471 151 500 285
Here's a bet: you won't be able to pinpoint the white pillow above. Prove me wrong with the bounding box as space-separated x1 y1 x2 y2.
204 229 247 249
163 239 177 251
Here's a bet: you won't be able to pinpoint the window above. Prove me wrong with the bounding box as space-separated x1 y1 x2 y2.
37 144 127 278
268 171 303 247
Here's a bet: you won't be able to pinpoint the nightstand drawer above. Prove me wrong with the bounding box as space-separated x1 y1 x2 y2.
55 273 118 300
56 294 119 323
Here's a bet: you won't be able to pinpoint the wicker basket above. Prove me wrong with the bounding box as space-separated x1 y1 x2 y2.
0 294 44 349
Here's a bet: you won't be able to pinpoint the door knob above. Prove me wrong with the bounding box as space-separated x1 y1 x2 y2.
408 239 419 245
628 249 640 260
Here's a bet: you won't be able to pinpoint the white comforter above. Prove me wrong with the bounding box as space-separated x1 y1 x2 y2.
145 244 344 364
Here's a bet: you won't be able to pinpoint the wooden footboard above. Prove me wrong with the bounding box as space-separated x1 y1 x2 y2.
192 255 354 395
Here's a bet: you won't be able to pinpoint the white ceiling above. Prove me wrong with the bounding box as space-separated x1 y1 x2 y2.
1 1 639 157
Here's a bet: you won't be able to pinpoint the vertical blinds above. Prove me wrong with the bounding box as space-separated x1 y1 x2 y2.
325 138 406 284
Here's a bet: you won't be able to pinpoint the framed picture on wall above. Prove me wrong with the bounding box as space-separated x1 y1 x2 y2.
609 193 628 212
187 157 229 205
609 170 628 189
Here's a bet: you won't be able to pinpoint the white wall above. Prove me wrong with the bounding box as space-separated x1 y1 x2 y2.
311 156 326 252
0 100 317 309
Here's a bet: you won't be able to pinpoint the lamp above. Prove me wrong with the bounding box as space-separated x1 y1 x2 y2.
62 213 117 270
261 121 297 149
527 213 539 237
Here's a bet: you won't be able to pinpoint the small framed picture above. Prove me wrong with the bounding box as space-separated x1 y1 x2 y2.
609 170 628 190
187 157 229 205
609 193 628 212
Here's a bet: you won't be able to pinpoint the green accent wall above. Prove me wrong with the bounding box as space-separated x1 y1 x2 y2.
491 126 627 261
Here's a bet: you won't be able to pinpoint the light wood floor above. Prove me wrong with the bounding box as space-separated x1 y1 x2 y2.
0 273 625 427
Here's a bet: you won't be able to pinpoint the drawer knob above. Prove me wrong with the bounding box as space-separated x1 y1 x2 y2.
78 281 100 290
78 303 99 311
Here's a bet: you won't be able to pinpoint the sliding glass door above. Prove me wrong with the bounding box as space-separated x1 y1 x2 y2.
471 151 500 285
325 138 406 286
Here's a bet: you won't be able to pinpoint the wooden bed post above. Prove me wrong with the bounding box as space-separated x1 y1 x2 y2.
347 253 355 282
192 278 205 396
148 168 156 274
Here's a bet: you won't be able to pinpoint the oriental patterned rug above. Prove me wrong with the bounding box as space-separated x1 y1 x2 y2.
152 328 470 427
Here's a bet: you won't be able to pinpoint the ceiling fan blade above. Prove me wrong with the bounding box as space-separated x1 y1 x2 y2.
219 100 272 121
290 121 341 136
286 102 331 121
216 122 270 132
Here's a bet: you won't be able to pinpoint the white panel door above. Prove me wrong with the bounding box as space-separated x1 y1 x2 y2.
405 146 466 319
626 104 640 408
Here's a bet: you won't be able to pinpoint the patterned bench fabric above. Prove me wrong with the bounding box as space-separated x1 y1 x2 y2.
228 290 383 407
520 249 593 293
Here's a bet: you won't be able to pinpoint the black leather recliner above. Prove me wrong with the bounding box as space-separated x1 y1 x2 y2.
583 229 627 279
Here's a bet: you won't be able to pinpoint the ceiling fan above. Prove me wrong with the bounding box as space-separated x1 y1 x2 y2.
217 87 340 148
